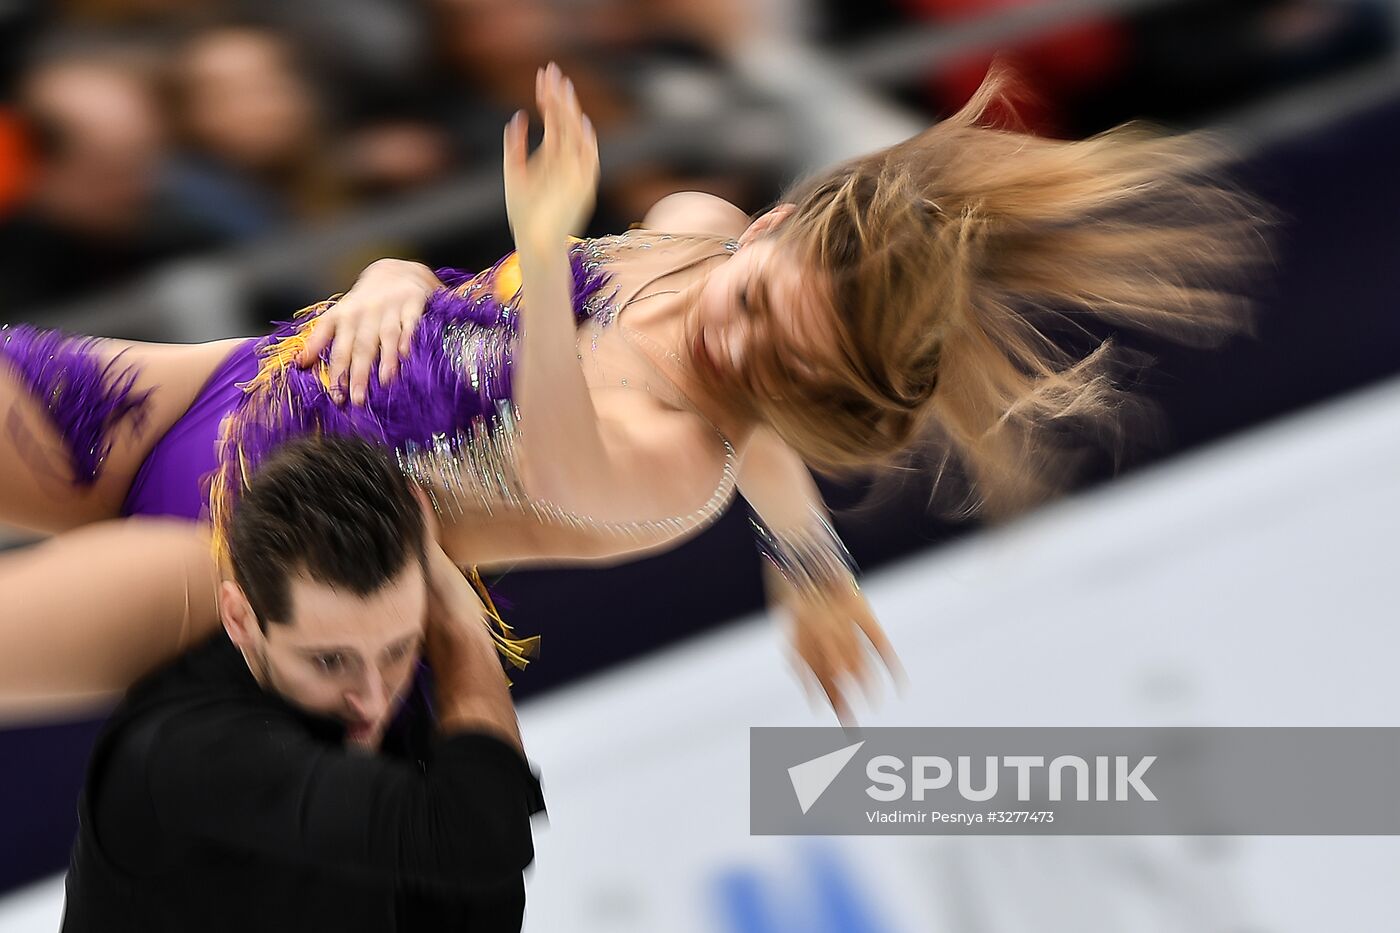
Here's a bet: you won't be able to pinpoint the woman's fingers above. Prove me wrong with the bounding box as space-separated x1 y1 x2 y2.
803 635 848 725
560 72 581 156
549 63 576 157
820 668 854 727
503 110 527 181
805 611 856 725
851 597 907 695
536 62 591 175
509 61 598 239
789 589 905 722
835 617 874 706
503 109 528 224
537 64 558 166
833 592 876 699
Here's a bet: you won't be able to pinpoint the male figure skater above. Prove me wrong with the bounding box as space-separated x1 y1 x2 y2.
61 435 546 932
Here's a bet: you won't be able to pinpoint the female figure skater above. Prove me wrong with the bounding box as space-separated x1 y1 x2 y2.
0 63 1261 724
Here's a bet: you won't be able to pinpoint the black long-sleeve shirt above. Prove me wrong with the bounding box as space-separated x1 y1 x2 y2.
61 630 546 932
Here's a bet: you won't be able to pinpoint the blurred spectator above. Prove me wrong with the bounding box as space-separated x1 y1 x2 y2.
0 47 223 311
234 0 457 196
163 18 345 240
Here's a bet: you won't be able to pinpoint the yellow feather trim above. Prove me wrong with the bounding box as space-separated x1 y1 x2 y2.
466 565 540 687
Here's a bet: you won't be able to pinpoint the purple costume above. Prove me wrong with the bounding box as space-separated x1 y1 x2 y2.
0 243 612 526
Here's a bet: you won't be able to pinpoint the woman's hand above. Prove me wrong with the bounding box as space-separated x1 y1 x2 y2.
503 61 600 249
296 258 441 406
769 567 907 726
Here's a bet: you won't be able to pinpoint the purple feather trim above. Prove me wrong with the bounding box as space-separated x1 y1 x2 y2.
216 243 615 506
0 323 152 486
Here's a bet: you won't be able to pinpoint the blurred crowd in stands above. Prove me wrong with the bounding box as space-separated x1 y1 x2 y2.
0 0 1389 332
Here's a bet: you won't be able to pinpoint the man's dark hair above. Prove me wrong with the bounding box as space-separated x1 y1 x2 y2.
228 435 428 630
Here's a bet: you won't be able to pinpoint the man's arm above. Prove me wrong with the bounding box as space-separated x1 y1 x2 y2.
134 708 540 893
424 541 524 752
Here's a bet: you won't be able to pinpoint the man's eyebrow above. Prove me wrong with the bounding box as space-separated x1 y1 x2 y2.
381 633 421 657
298 645 356 657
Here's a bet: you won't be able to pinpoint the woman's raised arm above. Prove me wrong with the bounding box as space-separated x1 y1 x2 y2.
504 63 616 514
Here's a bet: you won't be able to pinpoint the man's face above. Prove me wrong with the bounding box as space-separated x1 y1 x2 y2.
223 563 428 750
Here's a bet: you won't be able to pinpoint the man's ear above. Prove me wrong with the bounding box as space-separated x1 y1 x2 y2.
219 580 260 651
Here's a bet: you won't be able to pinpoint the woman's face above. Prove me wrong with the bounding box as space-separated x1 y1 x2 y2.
690 226 837 384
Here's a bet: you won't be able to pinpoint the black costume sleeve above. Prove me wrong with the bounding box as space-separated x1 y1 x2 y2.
129 703 545 894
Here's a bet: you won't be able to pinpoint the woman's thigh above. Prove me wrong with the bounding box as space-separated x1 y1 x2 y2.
0 517 222 724
0 335 246 534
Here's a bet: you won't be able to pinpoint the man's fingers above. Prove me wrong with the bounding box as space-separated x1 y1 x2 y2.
398 301 424 358
378 317 403 386
347 326 378 406
299 318 335 367
326 321 356 402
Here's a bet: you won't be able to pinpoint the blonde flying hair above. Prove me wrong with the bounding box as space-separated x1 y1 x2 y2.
725 67 1271 522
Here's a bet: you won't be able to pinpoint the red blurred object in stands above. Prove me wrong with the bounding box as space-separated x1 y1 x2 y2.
0 109 35 215
896 0 1126 135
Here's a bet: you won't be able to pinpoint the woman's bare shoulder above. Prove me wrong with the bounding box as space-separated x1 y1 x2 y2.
638 191 751 241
